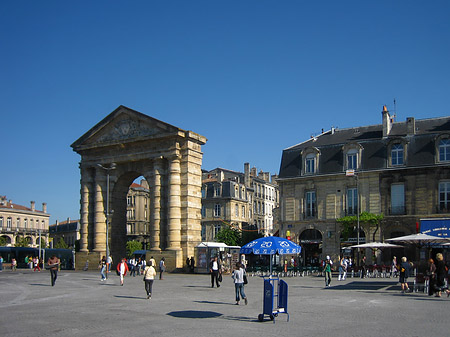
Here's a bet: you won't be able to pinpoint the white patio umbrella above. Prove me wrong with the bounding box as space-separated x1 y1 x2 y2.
386 233 450 246
350 242 403 249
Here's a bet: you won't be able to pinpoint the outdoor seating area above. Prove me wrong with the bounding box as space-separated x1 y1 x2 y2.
247 265 323 278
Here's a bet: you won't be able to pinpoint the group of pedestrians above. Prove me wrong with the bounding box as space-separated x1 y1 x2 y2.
209 255 248 305
111 256 165 299
427 253 450 297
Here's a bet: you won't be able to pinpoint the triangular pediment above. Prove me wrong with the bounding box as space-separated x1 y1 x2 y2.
72 106 183 151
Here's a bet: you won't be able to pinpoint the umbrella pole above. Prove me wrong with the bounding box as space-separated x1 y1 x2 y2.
270 254 273 278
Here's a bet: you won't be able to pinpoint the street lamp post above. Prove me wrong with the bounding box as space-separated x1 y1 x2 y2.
97 163 116 278
346 169 360 265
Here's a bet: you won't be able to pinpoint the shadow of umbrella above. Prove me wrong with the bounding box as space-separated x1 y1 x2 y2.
167 311 222 319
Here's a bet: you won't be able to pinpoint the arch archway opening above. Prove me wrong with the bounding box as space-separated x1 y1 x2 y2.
110 172 153 265
299 229 322 267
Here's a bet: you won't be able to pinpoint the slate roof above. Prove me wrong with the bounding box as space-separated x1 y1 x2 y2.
279 116 450 178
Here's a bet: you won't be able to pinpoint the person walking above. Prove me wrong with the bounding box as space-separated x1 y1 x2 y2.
47 255 60 286
33 257 41 272
159 257 166 280
427 258 436 296
399 256 411 293
391 256 398 277
209 256 221 288
434 253 450 297
190 256 195 273
11 258 17 271
99 256 107 281
106 255 113 274
360 256 367 278
338 256 348 281
117 258 129 286
232 262 248 305
143 260 157 299
0 255 3 272
323 256 333 287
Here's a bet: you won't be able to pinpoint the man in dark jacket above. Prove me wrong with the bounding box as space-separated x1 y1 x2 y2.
209 256 221 288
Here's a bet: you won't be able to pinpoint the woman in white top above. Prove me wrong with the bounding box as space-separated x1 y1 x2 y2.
143 260 157 299
232 262 248 305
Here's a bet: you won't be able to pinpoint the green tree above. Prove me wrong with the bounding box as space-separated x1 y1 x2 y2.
15 237 29 247
215 225 241 246
54 238 69 249
0 236 7 246
337 212 384 241
126 240 142 258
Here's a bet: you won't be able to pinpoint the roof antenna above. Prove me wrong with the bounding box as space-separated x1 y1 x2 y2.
393 98 397 121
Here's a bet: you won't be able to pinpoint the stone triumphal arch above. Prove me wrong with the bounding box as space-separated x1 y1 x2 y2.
71 106 206 270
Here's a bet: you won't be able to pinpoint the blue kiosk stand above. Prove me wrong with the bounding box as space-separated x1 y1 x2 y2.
258 277 289 323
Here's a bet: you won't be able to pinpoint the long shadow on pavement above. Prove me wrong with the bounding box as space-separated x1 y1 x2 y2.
114 295 147 300
327 281 400 291
167 310 222 319
193 300 235 306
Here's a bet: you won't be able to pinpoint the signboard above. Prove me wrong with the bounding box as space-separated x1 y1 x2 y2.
420 218 450 237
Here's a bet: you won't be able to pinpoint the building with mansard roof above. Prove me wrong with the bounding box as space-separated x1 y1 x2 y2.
278 106 450 266
201 163 279 241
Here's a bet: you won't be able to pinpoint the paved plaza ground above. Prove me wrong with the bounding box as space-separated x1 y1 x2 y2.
0 269 449 337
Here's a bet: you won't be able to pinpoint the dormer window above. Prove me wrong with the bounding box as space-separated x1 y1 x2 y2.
391 143 404 166
346 149 358 170
214 184 221 197
439 138 450 162
305 154 316 174
302 147 320 175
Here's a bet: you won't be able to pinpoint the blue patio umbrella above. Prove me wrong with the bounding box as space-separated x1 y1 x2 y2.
240 237 302 275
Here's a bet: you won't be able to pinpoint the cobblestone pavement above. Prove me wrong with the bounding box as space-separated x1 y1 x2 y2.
0 269 449 337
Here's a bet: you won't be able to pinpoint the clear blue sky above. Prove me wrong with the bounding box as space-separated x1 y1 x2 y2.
1 1 449 224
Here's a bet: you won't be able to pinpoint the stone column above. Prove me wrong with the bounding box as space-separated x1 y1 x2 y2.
149 158 162 250
79 166 90 252
167 155 182 250
93 168 106 252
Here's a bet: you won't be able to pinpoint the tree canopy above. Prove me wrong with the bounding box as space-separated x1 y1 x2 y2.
126 240 142 257
337 212 384 241
215 226 241 246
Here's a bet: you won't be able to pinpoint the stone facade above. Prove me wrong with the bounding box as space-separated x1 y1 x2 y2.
49 219 80 249
0 196 50 247
201 163 279 240
71 106 206 270
278 107 450 265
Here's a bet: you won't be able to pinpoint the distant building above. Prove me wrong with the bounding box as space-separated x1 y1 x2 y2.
0 196 50 247
278 106 450 265
49 219 80 249
201 163 279 241
126 179 151 249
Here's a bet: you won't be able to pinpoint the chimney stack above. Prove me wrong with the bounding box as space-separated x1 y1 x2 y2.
31 201 35 211
382 105 392 137
406 117 416 135
244 162 250 187
42 202 47 213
